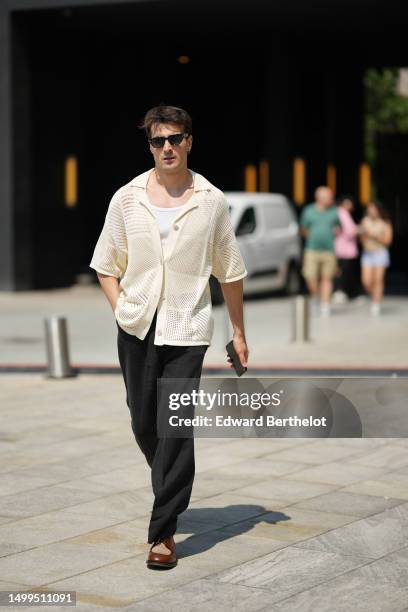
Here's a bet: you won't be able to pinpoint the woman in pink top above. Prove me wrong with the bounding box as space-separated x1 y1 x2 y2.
333 195 360 301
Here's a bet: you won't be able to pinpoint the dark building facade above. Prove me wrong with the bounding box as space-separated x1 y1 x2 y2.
1 0 408 290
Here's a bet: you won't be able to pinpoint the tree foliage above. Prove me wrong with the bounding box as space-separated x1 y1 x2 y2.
365 68 408 165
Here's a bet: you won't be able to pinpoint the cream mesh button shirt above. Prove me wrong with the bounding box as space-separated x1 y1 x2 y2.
89 167 248 346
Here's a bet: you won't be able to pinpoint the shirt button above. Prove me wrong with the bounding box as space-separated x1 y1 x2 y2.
174 224 179 230
157 330 162 336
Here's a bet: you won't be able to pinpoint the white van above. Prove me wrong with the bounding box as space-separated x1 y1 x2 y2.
210 192 302 303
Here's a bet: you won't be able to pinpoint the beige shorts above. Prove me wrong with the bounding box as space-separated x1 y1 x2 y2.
302 249 337 280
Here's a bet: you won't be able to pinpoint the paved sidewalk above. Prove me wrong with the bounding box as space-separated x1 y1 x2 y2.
0 286 407 369
0 374 408 611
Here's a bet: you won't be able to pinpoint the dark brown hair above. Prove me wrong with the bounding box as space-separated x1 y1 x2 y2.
138 105 192 139
369 199 391 222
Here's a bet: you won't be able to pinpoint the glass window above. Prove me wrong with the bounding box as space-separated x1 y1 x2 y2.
236 207 256 236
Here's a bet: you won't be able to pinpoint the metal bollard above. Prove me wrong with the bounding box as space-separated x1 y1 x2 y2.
291 295 310 343
44 316 76 378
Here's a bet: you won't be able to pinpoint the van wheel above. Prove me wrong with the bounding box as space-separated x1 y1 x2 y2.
209 275 224 305
284 261 301 295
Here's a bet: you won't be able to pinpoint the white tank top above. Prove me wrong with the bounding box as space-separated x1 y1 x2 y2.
148 203 188 245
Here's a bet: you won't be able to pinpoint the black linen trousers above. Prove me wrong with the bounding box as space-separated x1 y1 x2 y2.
116 309 208 544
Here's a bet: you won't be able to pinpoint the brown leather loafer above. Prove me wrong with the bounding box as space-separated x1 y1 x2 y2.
146 535 177 569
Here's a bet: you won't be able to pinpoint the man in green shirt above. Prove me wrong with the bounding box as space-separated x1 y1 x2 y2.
300 186 341 316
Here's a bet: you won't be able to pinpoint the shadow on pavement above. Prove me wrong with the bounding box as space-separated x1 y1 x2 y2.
176 505 291 558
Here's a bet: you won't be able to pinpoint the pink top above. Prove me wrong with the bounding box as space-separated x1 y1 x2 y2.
334 207 358 258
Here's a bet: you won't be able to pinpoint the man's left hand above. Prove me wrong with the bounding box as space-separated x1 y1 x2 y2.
227 334 249 369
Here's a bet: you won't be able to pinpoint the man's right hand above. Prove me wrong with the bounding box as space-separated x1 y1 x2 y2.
96 273 121 313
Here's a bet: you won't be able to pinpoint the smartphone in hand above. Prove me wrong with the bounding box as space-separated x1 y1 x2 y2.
226 340 247 377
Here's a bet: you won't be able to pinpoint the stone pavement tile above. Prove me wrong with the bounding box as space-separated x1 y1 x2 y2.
121 577 279 612
63 520 151 556
363 502 408 540
354 545 408 587
0 579 33 590
0 508 132 550
195 437 233 448
0 542 35 558
0 485 108 519
236 478 337 503
342 479 408 500
0 542 136 585
262 443 363 465
175 516 235 540
206 438 312 455
22 434 131 461
0 417 55 439
0 424 112 453
376 501 408 522
347 444 408 470
6 449 143 483
219 507 358 543
283 461 388 486
299 439 369 449
194 440 309 472
389 439 408 448
0 455 61 475
62 487 154 521
210 546 367 600
80 422 129 435
377 470 408 485
40 605 118 612
185 493 291 527
179 509 292 542
195 437 263 447
0 473 59 496
106 513 225 543
191 471 265 498
194 448 266 473
175 529 290 570
267 549 408 612
203 459 309 479
294 513 407 559
57 465 151 495
323 438 391 449
291 490 405 517
60 412 128 429
46 550 234 605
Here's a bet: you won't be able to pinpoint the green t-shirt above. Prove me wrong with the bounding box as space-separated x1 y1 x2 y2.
300 203 341 252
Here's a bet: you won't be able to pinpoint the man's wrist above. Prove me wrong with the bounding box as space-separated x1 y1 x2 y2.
233 329 246 341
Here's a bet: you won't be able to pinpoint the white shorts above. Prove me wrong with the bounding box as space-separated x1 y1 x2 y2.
361 249 390 268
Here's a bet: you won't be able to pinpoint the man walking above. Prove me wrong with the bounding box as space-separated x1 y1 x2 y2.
300 186 341 316
89 105 249 569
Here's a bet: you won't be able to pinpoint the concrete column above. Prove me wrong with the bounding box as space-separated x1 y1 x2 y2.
332 63 365 199
0 8 34 291
13 12 34 289
262 37 292 196
0 6 14 290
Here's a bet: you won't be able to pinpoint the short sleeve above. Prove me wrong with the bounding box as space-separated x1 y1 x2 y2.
300 205 310 228
89 190 128 278
211 197 248 284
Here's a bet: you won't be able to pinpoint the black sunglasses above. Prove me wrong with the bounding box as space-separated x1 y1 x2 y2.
148 132 189 148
